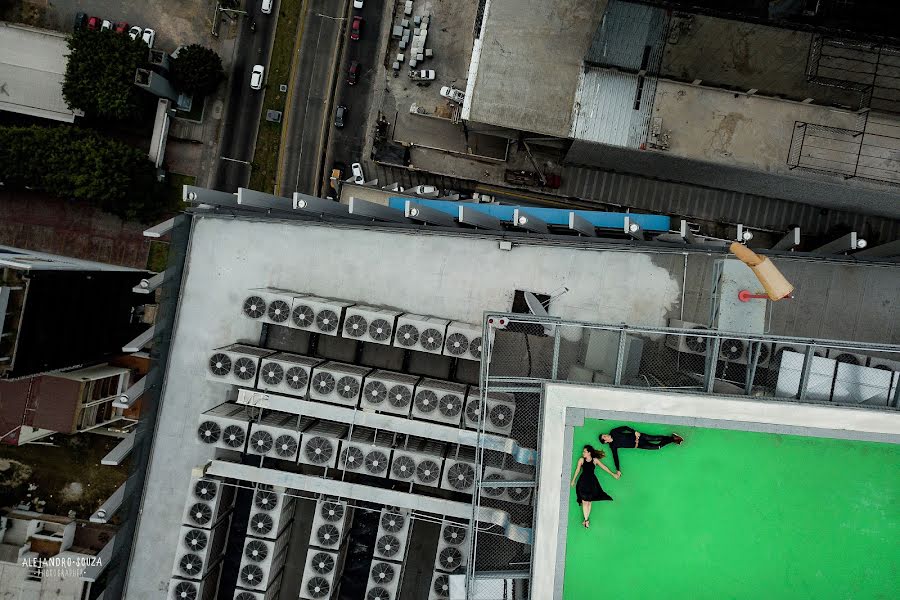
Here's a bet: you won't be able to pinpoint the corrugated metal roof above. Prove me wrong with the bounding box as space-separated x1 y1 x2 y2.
586 0 668 71
571 68 658 147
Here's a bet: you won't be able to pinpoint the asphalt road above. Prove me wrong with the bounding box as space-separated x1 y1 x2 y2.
211 4 277 192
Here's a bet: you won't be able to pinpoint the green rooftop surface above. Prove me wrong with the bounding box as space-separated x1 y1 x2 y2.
563 419 899 599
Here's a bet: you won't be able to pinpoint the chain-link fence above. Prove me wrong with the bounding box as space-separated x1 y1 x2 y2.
467 313 900 598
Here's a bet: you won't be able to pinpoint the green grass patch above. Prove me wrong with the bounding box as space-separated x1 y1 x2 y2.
249 0 305 193
147 240 169 272
563 420 900 599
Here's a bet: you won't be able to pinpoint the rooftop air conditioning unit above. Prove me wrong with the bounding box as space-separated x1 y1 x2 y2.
299 421 348 469
169 562 222 600
826 348 870 367
207 344 275 387
246 485 295 540
434 518 470 573
289 296 354 336
411 378 468 426
480 459 535 506
775 351 836 403
299 549 340 600
832 362 896 406
172 522 229 580
339 427 394 477
181 473 235 528
309 498 351 551
241 287 304 326
236 532 291 593
429 571 452 600
309 362 371 407
387 437 445 486
393 314 450 355
373 507 411 562
464 388 516 435
361 370 420 416
233 577 283 600
256 353 323 396
442 321 483 361
342 305 402 345
772 343 826 367
247 412 301 460
665 319 710 356
196 402 259 452
364 559 402 600
440 446 477 494
718 338 748 363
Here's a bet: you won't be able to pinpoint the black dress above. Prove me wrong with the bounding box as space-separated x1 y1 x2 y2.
576 460 613 504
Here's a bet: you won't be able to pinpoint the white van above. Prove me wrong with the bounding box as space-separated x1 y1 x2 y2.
262 0 273 14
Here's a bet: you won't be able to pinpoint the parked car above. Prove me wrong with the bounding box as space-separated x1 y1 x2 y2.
261 0 274 14
351 162 365 184
347 61 360 85
86 16 101 31
334 105 347 128
411 69 436 81
73 12 87 31
141 28 156 47
128 26 143 40
440 86 465 104
114 21 129 34
101 19 112 31
250 65 265 90
413 184 438 195
354 0 364 8
350 16 363 40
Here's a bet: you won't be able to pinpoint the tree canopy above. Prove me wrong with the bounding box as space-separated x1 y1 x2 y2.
171 44 225 97
0 125 170 222
62 29 150 120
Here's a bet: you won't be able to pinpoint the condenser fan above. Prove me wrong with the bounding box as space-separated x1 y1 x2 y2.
417 459 441 483
465 399 482 424
306 577 331 599
757 343 771 364
234 357 257 380
396 323 419 346
286 366 309 390
391 455 415 479
249 512 274 535
365 449 389 474
267 299 290 323
316 524 340 546
315 309 339 332
178 553 203 576
442 525 466 545
172 581 198 600
235 593 256 600
447 463 475 490
376 534 401 557
222 425 245 448
380 512 405 532
345 314 368 337
445 333 469 355
439 546 463 570
489 403 513 428
261 362 284 385
194 479 217 500
433 574 450 597
834 353 861 365
388 385 412 408
244 539 269 562
250 430 274 454
312 372 336 394
337 376 361 399
187 502 212 525
311 551 335 574
292 304 315 327
367 587 390 600
364 380 388 404
341 446 364 470
239 564 264 586
254 490 278 510
242 296 266 319
305 437 334 463
274 434 298 458
482 473 505 497
685 327 709 353
183 529 208 551
470 337 483 359
369 319 392 341
439 394 462 417
720 339 745 361
507 485 531 502
208 353 232 376
371 561 396 583
320 501 345 522
414 389 438 413
197 421 220 444
420 328 444 351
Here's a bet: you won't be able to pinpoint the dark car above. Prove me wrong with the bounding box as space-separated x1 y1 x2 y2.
350 16 363 41
347 61 360 85
334 105 347 128
87 16 101 31
73 12 87 31
114 21 129 34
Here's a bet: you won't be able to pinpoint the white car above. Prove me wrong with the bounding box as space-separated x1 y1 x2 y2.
440 86 465 104
141 28 155 48
128 26 142 40
413 69 436 80
413 184 438 195
250 65 265 90
354 0 364 8
351 162 365 185
101 19 112 31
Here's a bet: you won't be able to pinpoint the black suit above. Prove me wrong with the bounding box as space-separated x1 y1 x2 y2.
602 425 676 471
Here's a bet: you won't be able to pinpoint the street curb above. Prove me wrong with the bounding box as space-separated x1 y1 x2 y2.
274 0 311 196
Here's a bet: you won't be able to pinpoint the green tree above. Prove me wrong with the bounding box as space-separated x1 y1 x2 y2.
62 29 150 120
0 125 171 222
171 44 225 96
